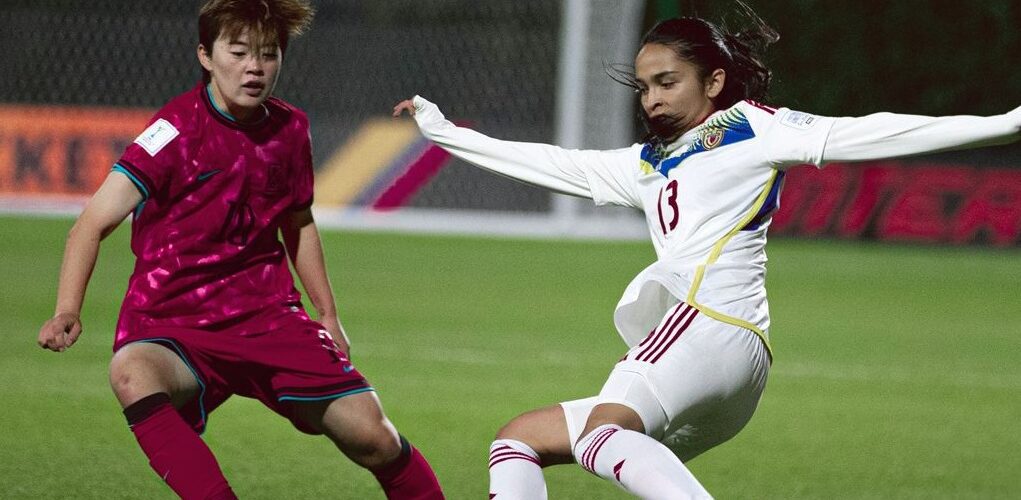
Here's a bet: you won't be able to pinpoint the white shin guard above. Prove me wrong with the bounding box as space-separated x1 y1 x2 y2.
573 424 712 500
488 439 547 500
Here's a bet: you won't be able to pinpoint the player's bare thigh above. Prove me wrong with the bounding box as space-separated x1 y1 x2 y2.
580 402 645 438
496 404 575 466
108 342 200 408
293 391 403 469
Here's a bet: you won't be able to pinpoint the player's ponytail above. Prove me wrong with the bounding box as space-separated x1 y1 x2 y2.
717 2 778 107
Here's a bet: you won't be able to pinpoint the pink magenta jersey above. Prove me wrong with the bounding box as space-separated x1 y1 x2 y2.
112 83 314 346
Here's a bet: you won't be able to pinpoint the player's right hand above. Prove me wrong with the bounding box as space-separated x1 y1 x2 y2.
392 98 416 118
38 312 83 352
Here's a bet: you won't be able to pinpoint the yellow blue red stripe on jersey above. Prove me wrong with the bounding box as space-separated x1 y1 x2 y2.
742 170 785 231
688 169 780 357
639 143 664 175
640 107 756 178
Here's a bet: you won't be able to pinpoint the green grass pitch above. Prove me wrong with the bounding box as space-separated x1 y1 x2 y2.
1 214 1019 499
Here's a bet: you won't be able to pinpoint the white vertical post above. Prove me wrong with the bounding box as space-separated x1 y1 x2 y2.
604 2 645 149
552 0 591 229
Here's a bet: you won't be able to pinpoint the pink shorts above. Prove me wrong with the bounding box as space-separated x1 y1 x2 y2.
113 305 372 435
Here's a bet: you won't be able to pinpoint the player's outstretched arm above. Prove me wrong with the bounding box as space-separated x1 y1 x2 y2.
393 95 594 197
394 96 641 207
38 173 141 352
820 104 1021 163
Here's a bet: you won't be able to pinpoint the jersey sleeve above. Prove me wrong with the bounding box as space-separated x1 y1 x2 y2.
412 96 644 209
819 108 1019 162
291 125 315 211
113 114 180 202
741 102 836 168
749 102 1021 168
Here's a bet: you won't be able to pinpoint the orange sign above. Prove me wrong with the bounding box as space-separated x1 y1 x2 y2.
0 105 153 197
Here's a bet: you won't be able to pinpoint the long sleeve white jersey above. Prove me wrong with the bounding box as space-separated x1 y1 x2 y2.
411 96 1020 353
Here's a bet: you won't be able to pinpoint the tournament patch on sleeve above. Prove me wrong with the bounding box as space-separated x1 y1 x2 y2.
779 110 821 130
134 118 179 157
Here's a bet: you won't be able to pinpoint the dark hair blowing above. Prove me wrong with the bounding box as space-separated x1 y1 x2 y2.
198 0 314 81
610 2 779 110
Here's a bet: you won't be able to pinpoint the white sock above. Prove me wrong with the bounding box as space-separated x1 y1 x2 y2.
488 439 548 500
573 424 712 500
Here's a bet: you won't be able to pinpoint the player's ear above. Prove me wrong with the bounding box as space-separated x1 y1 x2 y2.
197 44 213 72
705 68 726 100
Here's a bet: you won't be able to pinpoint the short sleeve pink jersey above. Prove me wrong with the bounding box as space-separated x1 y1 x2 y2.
112 83 315 344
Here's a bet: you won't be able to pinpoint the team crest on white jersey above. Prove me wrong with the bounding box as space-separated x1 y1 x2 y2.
134 118 179 157
700 128 725 149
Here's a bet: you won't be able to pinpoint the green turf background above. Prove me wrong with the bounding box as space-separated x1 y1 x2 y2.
2 215 1018 499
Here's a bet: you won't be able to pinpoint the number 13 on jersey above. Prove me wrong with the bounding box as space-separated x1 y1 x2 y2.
657 179 679 235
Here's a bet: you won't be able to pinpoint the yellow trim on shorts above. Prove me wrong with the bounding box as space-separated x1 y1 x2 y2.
686 170 777 357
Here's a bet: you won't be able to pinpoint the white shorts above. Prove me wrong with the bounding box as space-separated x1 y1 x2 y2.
561 303 770 462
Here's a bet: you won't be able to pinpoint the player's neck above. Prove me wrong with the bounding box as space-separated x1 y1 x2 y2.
684 107 717 135
205 83 264 124
666 107 719 147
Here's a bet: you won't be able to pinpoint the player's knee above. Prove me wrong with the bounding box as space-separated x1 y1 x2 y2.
108 347 172 406
343 423 402 469
495 414 530 441
494 407 572 461
109 354 147 404
317 394 403 468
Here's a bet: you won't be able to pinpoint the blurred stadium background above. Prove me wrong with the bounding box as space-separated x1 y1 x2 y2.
5 0 1019 242
1 1 1020 498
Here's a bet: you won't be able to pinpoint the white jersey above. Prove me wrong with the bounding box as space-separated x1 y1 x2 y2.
411 96 1020 352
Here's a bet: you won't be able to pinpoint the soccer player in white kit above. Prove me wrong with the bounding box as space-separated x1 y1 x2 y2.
394 8 1021 499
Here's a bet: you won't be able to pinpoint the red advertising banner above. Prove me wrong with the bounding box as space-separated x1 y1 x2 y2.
774 162 1021 247
0 105 152 199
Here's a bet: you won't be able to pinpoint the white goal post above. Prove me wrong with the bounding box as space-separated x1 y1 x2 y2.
313 0 648 241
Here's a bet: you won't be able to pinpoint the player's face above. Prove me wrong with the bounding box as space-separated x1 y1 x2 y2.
198 28 282 121
634 43 724 142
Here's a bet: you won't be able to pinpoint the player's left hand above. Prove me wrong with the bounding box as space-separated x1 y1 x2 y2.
392 98 416 118
320 314 351 356
38 312 83 352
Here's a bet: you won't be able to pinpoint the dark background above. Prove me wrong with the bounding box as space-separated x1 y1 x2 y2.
3 0 1019 210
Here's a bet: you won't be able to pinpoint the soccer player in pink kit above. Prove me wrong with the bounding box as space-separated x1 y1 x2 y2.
36 1 444 499
395 4 1021 499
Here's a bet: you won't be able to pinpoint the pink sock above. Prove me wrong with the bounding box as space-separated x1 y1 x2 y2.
125 393 236 500
370 437 445 499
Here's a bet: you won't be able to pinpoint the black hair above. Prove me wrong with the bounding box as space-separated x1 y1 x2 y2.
198 0 314 83
608 1 778 142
